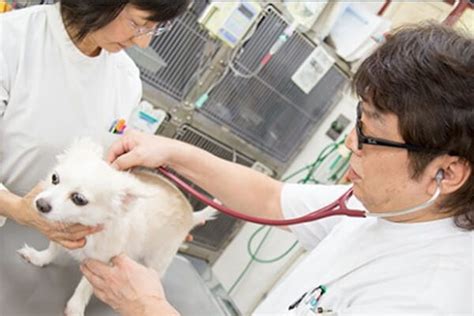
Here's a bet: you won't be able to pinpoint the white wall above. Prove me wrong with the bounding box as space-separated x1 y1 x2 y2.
212 94 358 314
283 93 357 181
212 223 302 314
383 1 453 28
351 1 385 15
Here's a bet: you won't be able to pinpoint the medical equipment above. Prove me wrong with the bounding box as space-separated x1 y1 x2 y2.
328 4 391 62
198 1 262 48
128 101 167 134
158 167 444 226
284 1 328 32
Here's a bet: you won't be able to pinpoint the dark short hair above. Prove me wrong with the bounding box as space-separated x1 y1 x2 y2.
353 22 474 230
58 0 190 42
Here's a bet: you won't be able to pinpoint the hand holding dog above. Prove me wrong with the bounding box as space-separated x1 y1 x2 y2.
13 183 101 249
81 254 179 316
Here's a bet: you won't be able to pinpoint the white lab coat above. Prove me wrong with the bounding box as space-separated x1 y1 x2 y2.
0 4 141 195
255 184 473 315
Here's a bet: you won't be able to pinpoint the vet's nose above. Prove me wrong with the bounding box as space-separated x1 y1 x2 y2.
36 198 52 214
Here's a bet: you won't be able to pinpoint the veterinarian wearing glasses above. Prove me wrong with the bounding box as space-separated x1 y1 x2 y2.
82 24 473 315
0 0 189 249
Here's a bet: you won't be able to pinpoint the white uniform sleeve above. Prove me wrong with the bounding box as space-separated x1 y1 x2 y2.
281 183 354 250
0 24 9 226
0 37 9 118
0 183 8 227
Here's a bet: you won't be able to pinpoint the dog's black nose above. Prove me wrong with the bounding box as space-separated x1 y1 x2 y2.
36 198 52 214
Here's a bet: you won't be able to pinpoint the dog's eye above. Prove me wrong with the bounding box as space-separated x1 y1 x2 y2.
52 173 60 185
71 192 88 206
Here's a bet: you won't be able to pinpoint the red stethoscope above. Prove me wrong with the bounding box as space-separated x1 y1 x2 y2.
157 167 444 226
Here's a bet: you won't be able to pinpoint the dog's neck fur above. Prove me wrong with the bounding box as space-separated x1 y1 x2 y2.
69 215 131 263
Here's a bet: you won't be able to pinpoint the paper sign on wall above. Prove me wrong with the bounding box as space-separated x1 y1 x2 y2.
292 46 335 94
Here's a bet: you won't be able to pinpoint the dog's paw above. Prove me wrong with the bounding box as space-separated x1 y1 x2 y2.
0 216 6 227
17 244 48 267
64 303 85 316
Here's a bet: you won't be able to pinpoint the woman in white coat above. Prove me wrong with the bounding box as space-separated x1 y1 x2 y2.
0 0 189 249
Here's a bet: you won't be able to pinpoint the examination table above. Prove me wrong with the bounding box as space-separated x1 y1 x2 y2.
0 220 240 316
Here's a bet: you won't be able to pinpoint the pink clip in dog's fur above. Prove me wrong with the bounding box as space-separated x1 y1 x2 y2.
18 138 215 316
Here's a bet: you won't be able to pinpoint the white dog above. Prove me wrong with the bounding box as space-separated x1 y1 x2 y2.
17 138 214 316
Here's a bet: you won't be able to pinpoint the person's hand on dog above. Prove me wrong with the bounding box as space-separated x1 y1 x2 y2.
12 182 102 249
107 130 176 171
107 133 210 244
81 253 179 316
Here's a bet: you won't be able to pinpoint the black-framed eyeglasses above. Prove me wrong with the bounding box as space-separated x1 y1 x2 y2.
355 102 445 154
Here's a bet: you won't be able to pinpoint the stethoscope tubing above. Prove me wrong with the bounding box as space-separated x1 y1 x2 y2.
157 167 365 226
157 167 443 226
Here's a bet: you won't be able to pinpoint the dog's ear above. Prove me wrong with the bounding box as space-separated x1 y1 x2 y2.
117 176 157 209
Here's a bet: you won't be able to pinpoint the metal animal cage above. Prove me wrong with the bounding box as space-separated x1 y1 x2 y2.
174 125 255 262
198 7 348 163
138 1 221 101
129 3 350 263
137 4 349 171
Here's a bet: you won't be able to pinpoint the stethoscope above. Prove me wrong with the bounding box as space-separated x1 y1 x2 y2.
157 167 444 226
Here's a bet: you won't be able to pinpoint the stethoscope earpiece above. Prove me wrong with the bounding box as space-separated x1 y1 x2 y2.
435 169 445 184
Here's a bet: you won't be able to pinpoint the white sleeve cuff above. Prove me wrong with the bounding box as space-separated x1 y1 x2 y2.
0 183 8 191
0 183 8 227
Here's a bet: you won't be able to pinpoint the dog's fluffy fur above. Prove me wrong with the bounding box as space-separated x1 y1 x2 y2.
17 138 214 316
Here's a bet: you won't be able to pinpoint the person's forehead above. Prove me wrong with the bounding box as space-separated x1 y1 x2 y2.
361 101 404 140
125 4 152 22
360 101 385 123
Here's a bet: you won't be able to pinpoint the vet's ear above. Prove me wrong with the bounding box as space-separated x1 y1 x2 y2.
437 158 471 194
